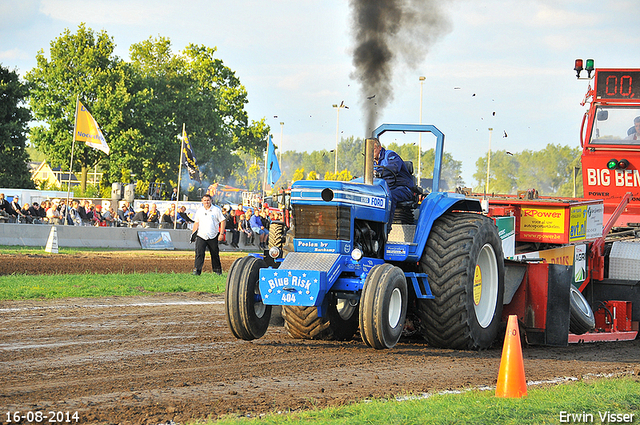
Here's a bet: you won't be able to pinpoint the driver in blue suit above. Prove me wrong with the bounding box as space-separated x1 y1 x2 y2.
373 138 415 222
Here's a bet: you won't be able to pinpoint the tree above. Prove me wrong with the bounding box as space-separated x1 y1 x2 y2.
419 149 463 190
127 38 268 190
473 144 582 196
26 27 269 198
387 142 462 189
473 151 519 194
517 145 580 195
0 65 34 188
337 136 365 176
25 24 132 192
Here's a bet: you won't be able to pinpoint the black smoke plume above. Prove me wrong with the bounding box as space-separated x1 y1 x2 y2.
349 0 452 134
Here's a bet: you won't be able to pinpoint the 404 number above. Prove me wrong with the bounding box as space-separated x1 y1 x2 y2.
281 292 296 303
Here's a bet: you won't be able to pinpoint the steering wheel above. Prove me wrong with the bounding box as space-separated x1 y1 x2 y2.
373 165 397 187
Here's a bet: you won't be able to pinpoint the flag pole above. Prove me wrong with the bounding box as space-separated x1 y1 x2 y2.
175 123 185 229
64 95 79 225
262 136 270 203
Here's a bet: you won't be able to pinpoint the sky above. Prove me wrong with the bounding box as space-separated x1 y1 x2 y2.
1 0 638 186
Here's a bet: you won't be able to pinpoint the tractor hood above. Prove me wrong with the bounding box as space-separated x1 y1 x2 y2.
290 179 390 223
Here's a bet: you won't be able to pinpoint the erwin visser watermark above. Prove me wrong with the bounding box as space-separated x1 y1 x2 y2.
560 411 636 423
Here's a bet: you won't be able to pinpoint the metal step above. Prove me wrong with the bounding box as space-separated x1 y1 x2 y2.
387 224 416 243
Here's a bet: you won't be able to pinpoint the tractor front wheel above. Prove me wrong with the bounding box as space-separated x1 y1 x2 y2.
359 263 408 349
225 256 272 340
282 296 359 341
268 221 286 250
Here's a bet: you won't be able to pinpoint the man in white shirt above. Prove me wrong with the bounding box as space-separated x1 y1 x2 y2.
192 194 226 275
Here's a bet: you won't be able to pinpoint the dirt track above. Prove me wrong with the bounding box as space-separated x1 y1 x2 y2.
1 252 639 425
0 250 242 276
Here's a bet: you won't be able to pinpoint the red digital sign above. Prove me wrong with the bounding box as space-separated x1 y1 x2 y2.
595 70 640 100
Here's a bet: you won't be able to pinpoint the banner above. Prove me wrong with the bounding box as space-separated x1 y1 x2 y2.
266 135 281 186
75 101 110 154
182 127 201 182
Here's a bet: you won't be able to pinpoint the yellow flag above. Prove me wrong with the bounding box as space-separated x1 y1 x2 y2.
75 101 110 154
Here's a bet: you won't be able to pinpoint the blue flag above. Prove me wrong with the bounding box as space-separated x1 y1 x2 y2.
267 135 281 186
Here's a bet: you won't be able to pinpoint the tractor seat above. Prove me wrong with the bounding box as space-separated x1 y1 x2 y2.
394 161 423 224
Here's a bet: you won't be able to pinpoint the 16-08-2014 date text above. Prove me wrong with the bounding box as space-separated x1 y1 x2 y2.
5 411 80 423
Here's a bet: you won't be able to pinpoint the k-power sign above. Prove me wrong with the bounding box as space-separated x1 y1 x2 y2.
517 202 603 244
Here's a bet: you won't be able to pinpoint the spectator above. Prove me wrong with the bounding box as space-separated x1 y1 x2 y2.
250 208 268 249
10 196 27 222
260 208 271 232
224 206 240 248
147 203 160 226
234 204 245 225
124 201 135 218
118 201 134 225
170 187 178 201
58 199 72 225
103 206 117 226
219 206 230 245
20 203 33 223
77 200 89 223
41 200 51 220
68 200 81 225
85 204 95 222
0 193 16 219
85 202 95 223
176 206 194 229
239 210 254 246
133 204 148 223
46 201 63 225
161 205 174 227
91 205 105 226
28 202 45 223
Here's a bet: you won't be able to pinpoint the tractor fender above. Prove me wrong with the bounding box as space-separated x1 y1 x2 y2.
410 193 483 260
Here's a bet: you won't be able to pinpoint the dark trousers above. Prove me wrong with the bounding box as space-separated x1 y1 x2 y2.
194 236 222 274
389 186 414 219
228 229 240 245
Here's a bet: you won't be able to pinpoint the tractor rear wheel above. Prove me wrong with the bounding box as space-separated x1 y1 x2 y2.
225 256 272 340
416 212 504 350
359 263 408 349
282 296 359 341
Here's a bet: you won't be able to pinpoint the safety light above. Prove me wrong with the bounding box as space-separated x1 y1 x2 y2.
607 158 630 170
585 59 595 78
269 246 280 259
350 248 363 262
574 59 584 78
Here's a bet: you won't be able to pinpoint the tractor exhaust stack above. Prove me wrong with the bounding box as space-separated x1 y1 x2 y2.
364 138 376 185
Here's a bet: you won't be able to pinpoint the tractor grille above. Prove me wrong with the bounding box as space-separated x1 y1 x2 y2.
293 205 350 241
279 252 340 272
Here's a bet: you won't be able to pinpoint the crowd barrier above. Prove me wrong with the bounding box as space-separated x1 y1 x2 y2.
0 223 258 252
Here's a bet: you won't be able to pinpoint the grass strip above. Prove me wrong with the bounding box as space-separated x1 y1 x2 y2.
0 272 226 300
210 377 640 425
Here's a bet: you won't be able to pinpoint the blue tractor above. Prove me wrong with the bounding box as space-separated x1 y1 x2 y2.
225 124 505 349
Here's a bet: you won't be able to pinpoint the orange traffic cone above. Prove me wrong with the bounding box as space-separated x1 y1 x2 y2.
495 315 527 398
